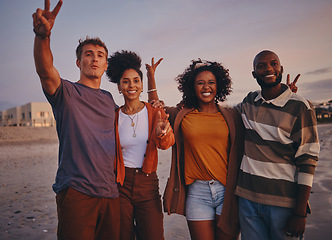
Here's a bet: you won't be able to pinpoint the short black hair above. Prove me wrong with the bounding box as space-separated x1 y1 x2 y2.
253 50 279 69
177 59 232 108
106 50 143 84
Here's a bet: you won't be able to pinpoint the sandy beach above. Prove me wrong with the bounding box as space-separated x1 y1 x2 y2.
1 124 331 239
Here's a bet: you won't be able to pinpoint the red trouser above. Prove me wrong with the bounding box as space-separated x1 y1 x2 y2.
56 188 120 240
119 167 164 240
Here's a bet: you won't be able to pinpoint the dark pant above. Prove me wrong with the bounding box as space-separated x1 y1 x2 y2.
119 167 164 240
56 187 120 240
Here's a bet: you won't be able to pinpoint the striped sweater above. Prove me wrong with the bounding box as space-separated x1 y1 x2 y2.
235 84 319 208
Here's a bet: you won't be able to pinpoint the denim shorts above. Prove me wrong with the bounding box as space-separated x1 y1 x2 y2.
185 180 225 221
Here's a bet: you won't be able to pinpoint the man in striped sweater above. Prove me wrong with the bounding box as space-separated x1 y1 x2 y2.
235 50 320 239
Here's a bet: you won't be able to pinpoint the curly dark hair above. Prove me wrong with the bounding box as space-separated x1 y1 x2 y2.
76 37 108 61
106 50 143 84
177 59 232 108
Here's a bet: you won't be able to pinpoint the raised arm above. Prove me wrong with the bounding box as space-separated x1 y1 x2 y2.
146 57 163 102
32 0 63 95
146 57 185 114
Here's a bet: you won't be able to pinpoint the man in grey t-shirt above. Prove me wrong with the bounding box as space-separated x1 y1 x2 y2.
32 1 119 239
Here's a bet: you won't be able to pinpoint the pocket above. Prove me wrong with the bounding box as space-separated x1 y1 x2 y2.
56 188 69 207
140 171 159 187
136 173 160 201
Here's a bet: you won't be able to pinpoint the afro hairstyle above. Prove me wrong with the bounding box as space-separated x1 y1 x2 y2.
106 50 143 84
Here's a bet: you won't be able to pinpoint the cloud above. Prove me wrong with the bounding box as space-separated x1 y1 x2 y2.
299 78 332 102
305 67 332 75
301 78 332 89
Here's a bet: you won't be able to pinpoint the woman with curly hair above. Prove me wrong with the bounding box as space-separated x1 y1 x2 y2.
146 58 245 240
106 51 174 240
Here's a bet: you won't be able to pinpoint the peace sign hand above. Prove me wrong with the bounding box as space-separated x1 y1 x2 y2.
155 111 171 137
32 0 63 38
287 74 300 93
146 57 163 79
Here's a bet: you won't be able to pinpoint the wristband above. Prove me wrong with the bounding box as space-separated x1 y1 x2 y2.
147 89 157 93
159 130 168 138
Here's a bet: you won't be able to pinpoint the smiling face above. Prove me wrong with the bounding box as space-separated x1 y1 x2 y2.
194 71 217 106
118 69 143 101
76 44 108 80
252 51 283 88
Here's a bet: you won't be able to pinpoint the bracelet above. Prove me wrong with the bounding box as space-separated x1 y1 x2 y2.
159 131 167 138
147 89 157 93
293 212 307 218
33 28 51 39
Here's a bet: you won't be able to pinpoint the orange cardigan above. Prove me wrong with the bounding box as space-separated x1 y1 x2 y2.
115 102 175 185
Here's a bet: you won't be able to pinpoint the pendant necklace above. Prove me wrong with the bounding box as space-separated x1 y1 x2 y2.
123 102 142 138
128 114 136 127
127 113 138 137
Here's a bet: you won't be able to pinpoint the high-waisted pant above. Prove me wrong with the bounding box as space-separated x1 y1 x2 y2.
118 167 164 240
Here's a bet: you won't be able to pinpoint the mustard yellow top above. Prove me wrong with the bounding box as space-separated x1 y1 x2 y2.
182 109 230 186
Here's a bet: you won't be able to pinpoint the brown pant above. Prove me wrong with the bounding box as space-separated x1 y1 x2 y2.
56 187 120 240
119 167 164 240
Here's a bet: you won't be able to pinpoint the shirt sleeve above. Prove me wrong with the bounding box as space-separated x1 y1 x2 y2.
291 103 320 186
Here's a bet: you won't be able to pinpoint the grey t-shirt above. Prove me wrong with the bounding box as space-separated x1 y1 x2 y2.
45 79 118 198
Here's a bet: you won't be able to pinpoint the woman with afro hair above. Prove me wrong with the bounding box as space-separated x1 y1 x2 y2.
106 51 174 240
146 58 245 240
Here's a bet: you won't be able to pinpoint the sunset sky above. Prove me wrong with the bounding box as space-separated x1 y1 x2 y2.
0 0 331 110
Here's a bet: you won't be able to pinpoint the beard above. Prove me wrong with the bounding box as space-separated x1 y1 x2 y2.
255 73 282 88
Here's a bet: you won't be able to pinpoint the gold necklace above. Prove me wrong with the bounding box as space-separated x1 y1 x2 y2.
127 114 136 127
127 113 138 137
123 102 143 137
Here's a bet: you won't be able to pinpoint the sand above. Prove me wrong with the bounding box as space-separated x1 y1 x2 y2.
0 124 331 239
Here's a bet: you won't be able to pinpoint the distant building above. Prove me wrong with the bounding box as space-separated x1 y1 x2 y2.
0 102 55 127
314 100 332 123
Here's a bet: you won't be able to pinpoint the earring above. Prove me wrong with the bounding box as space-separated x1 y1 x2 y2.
119 90 122 94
